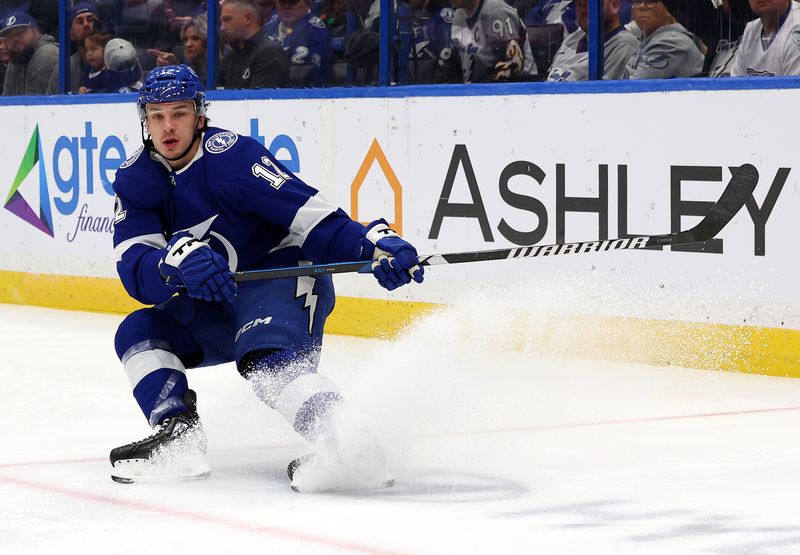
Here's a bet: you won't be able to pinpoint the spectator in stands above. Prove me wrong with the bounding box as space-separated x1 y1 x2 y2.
149 0 204 49
408 0 456 83
449 0 537 82
79 30 113 93
623 0 704 79
148 14 208 81
731 0 800 76
0 35 7 94
548 0 638 80
526 0 578 35
79 32 143 93
219 0 289 88
258 0 278 26
104 37 144 91
0 11 58 96
264 0 332 86
369 0 455 83
66 2 103 93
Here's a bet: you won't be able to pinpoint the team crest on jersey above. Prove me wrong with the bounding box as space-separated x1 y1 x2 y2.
310 16 325 29
644 53 669 70
205 132 239 154
119 146 143 169
792 26 800 48
440 8 454 23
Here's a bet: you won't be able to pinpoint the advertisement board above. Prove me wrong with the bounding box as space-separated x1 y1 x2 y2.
0 89 796 374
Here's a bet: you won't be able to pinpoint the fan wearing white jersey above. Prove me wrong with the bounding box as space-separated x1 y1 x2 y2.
731 0 800 76
548 0 638 81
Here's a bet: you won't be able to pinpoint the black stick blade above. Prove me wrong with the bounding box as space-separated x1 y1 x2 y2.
646 163 758 247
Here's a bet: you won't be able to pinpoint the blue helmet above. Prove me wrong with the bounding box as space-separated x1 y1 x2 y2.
137 64 206 120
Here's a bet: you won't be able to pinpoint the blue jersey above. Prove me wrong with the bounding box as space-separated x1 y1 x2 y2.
412 7 453 62
112 127 367 305
82 65 142 93
264 13 332 86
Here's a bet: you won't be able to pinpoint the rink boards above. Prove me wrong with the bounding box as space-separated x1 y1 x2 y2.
0 85 797 376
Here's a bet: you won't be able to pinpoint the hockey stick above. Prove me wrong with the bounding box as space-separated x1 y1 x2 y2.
232 163 758 283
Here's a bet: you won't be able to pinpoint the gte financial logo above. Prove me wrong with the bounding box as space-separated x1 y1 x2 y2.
3 118 300 242
4 125 54 237
3 122 126 242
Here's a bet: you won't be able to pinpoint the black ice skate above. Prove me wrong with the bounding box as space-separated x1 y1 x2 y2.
110 390 210 484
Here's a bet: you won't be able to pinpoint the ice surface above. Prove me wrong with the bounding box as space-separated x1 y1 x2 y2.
1 302 800 555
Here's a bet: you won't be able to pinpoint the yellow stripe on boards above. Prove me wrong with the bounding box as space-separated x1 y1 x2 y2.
0 270 797 378
0 271 438 337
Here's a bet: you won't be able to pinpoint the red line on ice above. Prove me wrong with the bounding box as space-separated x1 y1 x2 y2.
412 405 800 439
3 405 800 470
0 474 410 555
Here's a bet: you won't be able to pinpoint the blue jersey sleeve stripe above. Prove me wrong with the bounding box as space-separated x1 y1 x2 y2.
114 233 168 262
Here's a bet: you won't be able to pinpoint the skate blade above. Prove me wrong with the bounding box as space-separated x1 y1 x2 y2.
291 476 395 494
111 459 211 484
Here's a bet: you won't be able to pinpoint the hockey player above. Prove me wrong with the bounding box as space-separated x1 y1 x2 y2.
449 0 538 82
109 64 424 490
731 0 800 77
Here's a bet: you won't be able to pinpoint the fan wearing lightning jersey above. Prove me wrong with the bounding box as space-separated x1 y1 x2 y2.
731 0 800 76
408 0 456 83
623 0 704 79
547 0 637 81
109 65 423 491
450 0 538 82
264 0 332 86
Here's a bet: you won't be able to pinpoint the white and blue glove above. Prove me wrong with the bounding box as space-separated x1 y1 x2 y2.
364 219 424 291
159 232 237 303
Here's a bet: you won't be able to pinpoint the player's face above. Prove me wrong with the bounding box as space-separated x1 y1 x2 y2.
277 0 310 25
748 0 790 17
71 12 98 43
632 0 671 35
182 24 206 61
145 100 205 168
84 38 104 69
0 37 8 64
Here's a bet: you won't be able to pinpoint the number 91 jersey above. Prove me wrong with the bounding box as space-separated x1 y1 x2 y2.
450 0 537 83
112 127 367 305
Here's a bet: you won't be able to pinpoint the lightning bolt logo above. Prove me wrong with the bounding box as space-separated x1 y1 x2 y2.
296 275 318 336
179 214 239 271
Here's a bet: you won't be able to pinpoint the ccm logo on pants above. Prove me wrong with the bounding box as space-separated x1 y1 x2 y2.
235 316 273 342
